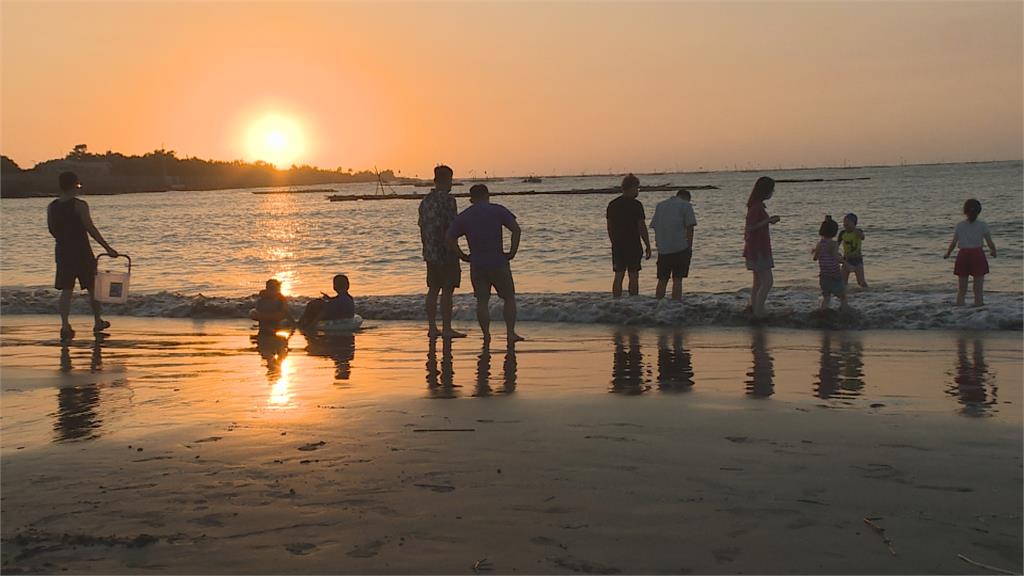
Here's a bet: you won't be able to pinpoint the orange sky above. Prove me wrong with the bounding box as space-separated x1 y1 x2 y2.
2 1 1021 176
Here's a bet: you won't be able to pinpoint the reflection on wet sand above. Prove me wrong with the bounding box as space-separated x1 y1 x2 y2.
54 337 105 442
474 345 518 397
426 337 457 398
305 331 356 381
948 337 998 416
746 329 774 398
254 331 290 378
611 330 649 394
814 332 866 400
656 331 694 392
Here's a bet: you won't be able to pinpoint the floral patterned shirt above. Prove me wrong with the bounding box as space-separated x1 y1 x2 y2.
418 189 458 263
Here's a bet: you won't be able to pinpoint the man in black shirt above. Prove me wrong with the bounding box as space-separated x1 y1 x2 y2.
606 174 651 297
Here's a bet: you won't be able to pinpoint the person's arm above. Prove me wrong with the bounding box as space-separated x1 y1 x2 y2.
639 220 652 259
47 204 57 238
943 232 958 259
858 228 865 240
75 201 118 256
686 226 694 250
745 214 780 232
505 217 522 260
812 242 820 260
984 232 997 258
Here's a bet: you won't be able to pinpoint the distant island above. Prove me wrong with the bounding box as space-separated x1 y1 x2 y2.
0 145 395 198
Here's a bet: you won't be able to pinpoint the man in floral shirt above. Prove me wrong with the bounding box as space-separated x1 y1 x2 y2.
418 165 465 338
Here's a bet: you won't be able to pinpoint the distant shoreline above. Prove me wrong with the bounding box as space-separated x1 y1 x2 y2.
1 158 1017 200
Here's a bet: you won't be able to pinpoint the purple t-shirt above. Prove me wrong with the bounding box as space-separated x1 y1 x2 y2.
447 202 517 270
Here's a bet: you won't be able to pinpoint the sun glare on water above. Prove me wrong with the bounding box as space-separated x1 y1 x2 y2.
245 113 307 168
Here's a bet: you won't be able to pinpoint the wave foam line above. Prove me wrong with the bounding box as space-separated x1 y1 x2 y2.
1 288 1020 331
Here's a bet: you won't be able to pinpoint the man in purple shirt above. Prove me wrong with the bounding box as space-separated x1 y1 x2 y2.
447 184 524 346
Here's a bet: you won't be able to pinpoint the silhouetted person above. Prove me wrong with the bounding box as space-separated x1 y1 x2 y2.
745 329 774 398
250 279 294 334
743 177 779 319
611 330 647 394
426 337 457 398
650 189 697 301
944 198 997 306
447 184 523 346
418 165 465 339
657 331 694 391
299 274 356 327
48 171 119 341
606 174 651 297
949 337 997 416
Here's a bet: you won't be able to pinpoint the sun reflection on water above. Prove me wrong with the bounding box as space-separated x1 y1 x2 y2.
269 356 295 409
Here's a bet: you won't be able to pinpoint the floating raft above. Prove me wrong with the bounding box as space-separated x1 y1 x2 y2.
774 177 871 183
326 184 718 202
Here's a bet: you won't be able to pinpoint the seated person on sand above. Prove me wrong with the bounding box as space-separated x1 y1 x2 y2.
299 274 356 328
250 279 294 334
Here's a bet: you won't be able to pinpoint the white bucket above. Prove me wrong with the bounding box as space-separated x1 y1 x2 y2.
94 254 131 304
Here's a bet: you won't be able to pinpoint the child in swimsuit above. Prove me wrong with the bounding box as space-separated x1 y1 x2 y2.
839 213 868 289
944 199 997 306
251 279 294 334
812 216 848 312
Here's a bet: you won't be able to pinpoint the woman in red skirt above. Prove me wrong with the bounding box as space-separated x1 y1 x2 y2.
944 199 997 306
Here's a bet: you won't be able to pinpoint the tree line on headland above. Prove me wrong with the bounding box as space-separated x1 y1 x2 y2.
0 145 395 198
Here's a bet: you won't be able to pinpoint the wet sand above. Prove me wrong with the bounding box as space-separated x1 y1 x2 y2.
1 316 1021 574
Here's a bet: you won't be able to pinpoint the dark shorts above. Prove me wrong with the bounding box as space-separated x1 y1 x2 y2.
612 244 642 273
745 254 774 272
657 249 692 281
844 255 864 268
471 263 515 300
820 275 844 297
55 253 96 291
954 247 989 277
425 257 462 289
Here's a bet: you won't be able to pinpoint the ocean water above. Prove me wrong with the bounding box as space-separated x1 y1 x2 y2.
2 161 1021 329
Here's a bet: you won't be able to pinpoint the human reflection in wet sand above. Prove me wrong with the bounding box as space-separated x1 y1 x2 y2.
745 329 774 398
54 337 104 441
948 337 998 416
815 332 866 400
611 330 649 394
474 344 518 397
657 331 694 392
426 337 458 398
304 332 356 382
254 331 290 379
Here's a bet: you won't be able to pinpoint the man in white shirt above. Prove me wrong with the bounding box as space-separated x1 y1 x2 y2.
650 188 697 301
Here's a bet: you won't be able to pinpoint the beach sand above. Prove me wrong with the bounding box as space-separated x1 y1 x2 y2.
1 316 1021 574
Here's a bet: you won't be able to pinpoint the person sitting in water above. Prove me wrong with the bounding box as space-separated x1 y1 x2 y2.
299 274 356 327
250 279 294 334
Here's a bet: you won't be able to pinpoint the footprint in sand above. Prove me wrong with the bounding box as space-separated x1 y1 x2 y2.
297 441 326 452
347 539 385 558
285 542 317 555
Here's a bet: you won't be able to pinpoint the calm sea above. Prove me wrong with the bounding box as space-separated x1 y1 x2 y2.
3 161 1020 299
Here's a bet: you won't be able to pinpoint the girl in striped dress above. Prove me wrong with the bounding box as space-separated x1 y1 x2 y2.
812 216 848 312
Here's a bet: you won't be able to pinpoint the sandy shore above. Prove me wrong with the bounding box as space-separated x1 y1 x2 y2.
1 316 1021 574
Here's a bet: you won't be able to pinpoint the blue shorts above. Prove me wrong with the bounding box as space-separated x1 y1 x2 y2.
820 275 844 297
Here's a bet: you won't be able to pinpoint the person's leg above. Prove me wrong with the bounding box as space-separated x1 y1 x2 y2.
750 271 760 311
627 269 640 296
86 288 108 331
496 268 523 343
973 275 984 307
476 296 491 345
671 278 682 301
839 289 849 311
59 288 74 332
503 296 523 343
842 264 851 287
755 269 773 317
855 265 868 288
425 286 440 335
956 276 968 306
655 278 668 299
612 270 625 298
440 286 465 337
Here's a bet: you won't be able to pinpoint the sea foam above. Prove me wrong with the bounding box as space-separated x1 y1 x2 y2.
1 288 1020 331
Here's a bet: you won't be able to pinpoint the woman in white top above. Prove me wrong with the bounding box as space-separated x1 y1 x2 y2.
944 199 997 306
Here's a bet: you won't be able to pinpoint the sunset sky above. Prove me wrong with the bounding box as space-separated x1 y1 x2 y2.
2 1 1021 176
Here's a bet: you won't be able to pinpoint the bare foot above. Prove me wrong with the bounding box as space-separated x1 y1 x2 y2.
427 325 440 338
442 329 467 339
508 333 525 343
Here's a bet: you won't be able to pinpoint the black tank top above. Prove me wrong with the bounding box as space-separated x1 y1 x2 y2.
48 198 94 260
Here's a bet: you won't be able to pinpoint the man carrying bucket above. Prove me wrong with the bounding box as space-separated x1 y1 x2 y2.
47 171 120 341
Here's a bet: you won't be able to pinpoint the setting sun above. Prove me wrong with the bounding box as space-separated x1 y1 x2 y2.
245 113 307 168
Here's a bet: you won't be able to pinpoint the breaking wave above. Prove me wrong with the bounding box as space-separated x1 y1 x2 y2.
1 288 1020 331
